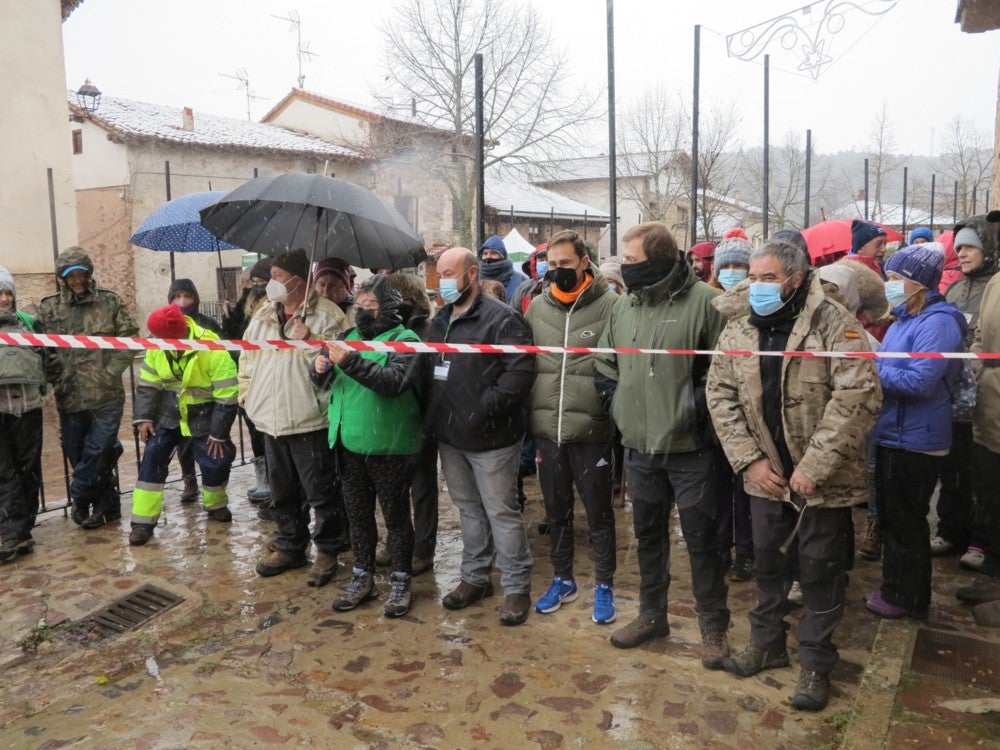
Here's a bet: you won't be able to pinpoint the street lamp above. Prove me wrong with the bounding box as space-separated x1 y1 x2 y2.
75 79 101 115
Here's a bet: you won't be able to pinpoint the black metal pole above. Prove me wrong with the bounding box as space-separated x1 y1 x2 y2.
690 24 700 246
607 0 618 255
930 174 936 231
474 53 485 252
987 189 991 211
46 168 60 293
901 166 908 240
972 185 978 215
864 158 870 220
762 54 770 239
953 180 959 223
803 129 812 229
165 160 175 281
584 210 588 242
550 207 555 237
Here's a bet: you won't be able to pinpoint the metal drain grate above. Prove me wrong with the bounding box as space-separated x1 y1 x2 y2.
910 628 1000 693
59 585 184 646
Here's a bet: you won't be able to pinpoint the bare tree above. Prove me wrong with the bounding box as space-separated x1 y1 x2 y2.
695 101 744 242
864 102 906 222
617 86 690 228
378 0 600 246
938 116 994 219
741 130 832 231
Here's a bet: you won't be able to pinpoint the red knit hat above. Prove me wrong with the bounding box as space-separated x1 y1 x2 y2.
147 304 189 339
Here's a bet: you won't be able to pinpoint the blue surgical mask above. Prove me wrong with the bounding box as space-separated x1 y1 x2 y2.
748 282 786 316
439 279 461 304
718 268 748 291
535 261 549 278
884 279 912 309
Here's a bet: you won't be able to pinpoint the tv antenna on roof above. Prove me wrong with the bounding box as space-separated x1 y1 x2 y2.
220 68 265 122
273 9 318 88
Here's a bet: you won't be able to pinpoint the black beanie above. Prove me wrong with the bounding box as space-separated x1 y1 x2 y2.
271 249 310 280
249 256 273 281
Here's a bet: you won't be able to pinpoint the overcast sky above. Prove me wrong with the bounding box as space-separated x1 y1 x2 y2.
63 0 999 158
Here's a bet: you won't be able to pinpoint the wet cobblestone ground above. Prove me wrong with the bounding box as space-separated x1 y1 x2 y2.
1 466 998 749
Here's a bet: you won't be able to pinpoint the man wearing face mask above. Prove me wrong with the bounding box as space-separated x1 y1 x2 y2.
426 247 536 626
707 240 880 711
594 222 730 668
525 230 618 623
239 248 351 589
510 243 549 315
478 235 528 304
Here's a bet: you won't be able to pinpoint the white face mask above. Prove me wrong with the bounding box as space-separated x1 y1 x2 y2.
266 277 298 303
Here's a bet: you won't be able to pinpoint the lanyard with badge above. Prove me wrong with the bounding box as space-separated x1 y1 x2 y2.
434 318 453 381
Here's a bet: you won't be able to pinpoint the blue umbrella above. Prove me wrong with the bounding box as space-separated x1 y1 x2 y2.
130 191 241 253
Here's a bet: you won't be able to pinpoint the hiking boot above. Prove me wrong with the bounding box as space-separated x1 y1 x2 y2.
257 501 275 522
70 504 88 526
411 556 433 576
128 525 154 547
206 506 233 523
728 554 754 582
384 572 412 617
332 570 376 612
722 642 789 677
859 518 882 561
960 547 986 571
442 580 494 610
592 584 616 624
180 474 199 504
535 576 578 614
610 615 670 649
255 546 308 577
930 535 956 556
375 542 391 568
956 576 1000 604
307 551 339 588
247 457 270 504
499 593 531 626
81 509 120 530
701 630 730 670
791 669 830 711
15 539 34 557
972 600 1000 628
0 539 20 563
788 580 803 607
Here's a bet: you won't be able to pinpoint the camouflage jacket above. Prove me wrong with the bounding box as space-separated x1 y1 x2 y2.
706 273 882 508
37 280 138 412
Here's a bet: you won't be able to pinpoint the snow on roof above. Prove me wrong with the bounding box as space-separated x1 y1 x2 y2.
69 93 363 160
827 201 955 228
529 152 685 183
486 173 610 220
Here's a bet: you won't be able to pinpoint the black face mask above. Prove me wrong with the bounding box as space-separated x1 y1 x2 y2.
355 309 379 339
551 267 581 294
621 256 676 292
251 283 267 297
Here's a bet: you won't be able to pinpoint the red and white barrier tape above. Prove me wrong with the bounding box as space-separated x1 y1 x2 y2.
1 332 998 360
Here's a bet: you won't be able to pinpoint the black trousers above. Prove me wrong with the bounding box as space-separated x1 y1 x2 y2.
0 409 43 543
936 421 979 548
748 496 851 675
877 446 943 614
536 437 616 585
973 442 1000 578
265 430 349 556
410 436 439 561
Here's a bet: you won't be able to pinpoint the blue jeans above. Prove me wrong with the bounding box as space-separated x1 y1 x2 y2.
626 446 730 632
439 441 533 594
59 403 124 518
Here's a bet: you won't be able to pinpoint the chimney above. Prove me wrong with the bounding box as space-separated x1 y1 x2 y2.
182 107 194 132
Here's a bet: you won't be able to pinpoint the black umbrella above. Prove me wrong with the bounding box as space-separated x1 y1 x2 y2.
199 172 426 271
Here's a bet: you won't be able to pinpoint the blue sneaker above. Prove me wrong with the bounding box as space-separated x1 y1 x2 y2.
535 576 578 613
592 583 616 624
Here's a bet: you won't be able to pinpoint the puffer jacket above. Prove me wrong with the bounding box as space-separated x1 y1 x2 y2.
875 295 966 453
945 213 1000 347
237 293 347 437
37 248 139 412
526 265 616 444
594 260 724 455
707 272 882 507
973 266 1000 453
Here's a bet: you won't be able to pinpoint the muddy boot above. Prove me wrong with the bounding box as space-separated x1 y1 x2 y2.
247 457 271 504
129 524 154 547
180 474 199 504
257 499 275 522
332 570 376 611
859 518 882 561
384 572 412 617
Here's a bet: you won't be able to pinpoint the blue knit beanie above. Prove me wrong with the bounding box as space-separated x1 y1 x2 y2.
908 227 934 244
851 220 887 254
884 243 944 290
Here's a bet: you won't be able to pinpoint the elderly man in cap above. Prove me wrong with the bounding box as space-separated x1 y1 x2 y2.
478 235 528 303
314 258 356 323
239 248 351 587
129 304 238 546
844 220 887 278
38 247 138 530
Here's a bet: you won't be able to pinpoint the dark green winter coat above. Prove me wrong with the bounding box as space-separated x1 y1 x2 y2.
945 213 1000 347
526 265 616 444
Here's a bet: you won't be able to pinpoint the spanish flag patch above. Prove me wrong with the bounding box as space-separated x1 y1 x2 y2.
844 331 861 340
